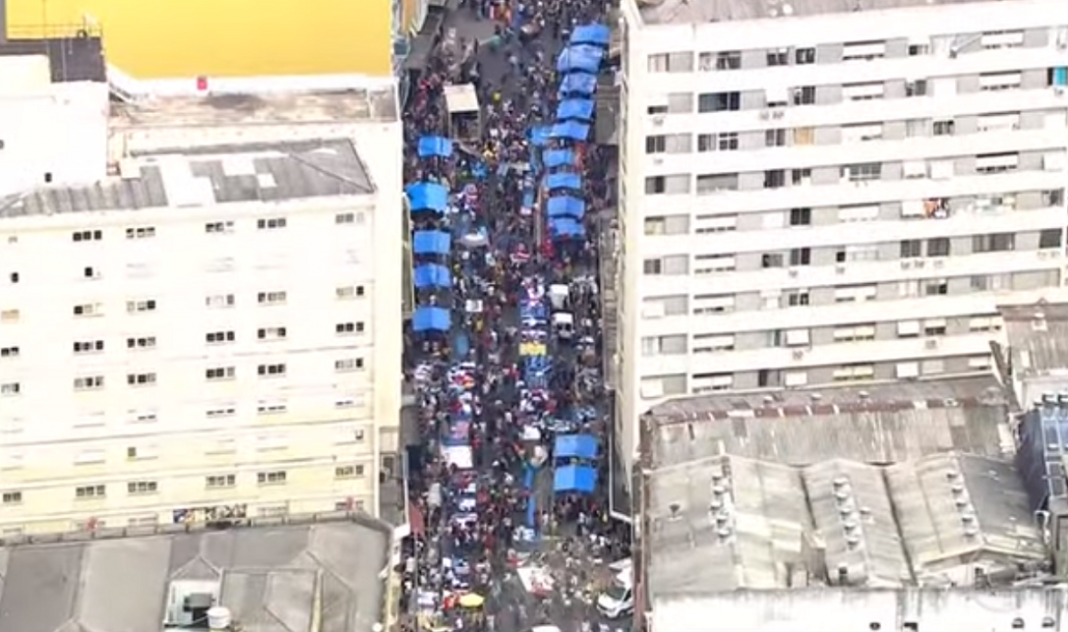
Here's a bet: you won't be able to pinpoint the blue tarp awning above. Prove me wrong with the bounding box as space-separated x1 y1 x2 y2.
554 465 597 493
546 195 586 219
547 172 582 191
406 182 449 212
413 230 451 255
554 434 599 459
417 136 454 158
412 306 451 332
556 45 605 74
570 24 610 47
528 125 552 147
556 98 595 121
544 149 575 169
549 218 587 239
558 73 597 96
413 264 452 289
550 121 590 141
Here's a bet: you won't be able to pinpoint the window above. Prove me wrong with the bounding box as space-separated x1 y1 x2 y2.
694 214 737 234
205 293 236 308
644 215 690 235
205 366 236 381
75 485 106 498
1040 229 1063 249
833 324 877 341
789 248 811 266
764 170 786 189
206 474 236 489
335 465 366 479
838 205 879 222
0 346 18 358
206 404 236 418
644 174 691 194
900 239 922 258
978 112 1020 132
0 310 18 324
844 163 881 182
646 135 665 154
698 92 740 112
256 217 287 230
335 212 356 224
257 326 288 340
206 331 236 344
126 299 157 313
981 30 1024 49
908 42 930 56
127 481 158 495
336 321 365 335
691 373 733 394
969 316 1001 332
1 382 21 396
257 400 288 414
927 238 951 257
643 259 662 275
924 278 948 295
641 335 688 356
127 372 157 386
762 253 784 268
972 233 1015 253
905 80 927 97
923 318 947 336
979 72 1021 91
842 123 883 143
125 226 155 239
715 51 741 70
335 357 365 372
766 49 788 66
694 254 736 274
933 120 955 136
73 303 102 317
692 334 735 353
691 294 734 315
648 52 694 72
336 285 365 299
696 174 738 194
789 207 811 226
257 291 287 305
795 48 815 64
792 86 816 105
976 153 1018 174
835 284 877 303
833 364 875 382
74 375 105 391
205 221 234 234
714 133 739 151
765 129 786 147
842 40 885 61
71 230 103 242
257 363 286 377
785 329 810 346
126 336 157 349
1 491 21 504
786 290 810 307
73 340 104 354
843 82 884 101
257 470 287 485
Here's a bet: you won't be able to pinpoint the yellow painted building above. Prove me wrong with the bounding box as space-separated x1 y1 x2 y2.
6 0 394 78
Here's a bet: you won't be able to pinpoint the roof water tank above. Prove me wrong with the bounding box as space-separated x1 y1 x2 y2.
207 606 232 632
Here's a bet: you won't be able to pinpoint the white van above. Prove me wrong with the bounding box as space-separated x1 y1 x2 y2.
596 568 633 619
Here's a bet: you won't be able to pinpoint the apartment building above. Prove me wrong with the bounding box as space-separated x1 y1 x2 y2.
612 0 1068 486
0 56 405 535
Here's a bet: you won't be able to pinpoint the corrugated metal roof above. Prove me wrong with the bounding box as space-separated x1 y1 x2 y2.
1000 301 1068 377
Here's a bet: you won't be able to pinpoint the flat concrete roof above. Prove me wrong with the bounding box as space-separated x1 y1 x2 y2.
0 35 104 83
634 0 993 25
0 517 392 632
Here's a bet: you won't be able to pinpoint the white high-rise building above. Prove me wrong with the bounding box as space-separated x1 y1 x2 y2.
0 52 405 535
613 0 1068 489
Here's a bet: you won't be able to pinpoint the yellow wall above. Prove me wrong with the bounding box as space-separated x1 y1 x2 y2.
7 0 393 78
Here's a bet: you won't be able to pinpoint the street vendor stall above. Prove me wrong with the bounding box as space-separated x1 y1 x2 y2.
444 84 482 144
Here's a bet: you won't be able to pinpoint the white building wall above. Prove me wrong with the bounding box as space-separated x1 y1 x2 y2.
614 0 1068 485
0 191 402 534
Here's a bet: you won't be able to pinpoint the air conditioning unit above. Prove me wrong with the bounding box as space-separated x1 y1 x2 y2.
652 114 665 125
652 157 664 165
792 349 805 360
913 259 926 269
759 111 771 120
901 260 912 269
771 110 785 119
933 259 944 268
788 268 799 277
835 265 846 274
925 338 939 350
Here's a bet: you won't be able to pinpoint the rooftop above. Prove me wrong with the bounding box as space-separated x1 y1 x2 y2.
0 138 375 219
634 0 988 24
0 518 392 632
0 35 105 83
645 375 1014 468
109 89 398 129
1000 301 1068 380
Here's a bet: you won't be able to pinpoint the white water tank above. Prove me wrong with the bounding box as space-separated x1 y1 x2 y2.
207 606 232 632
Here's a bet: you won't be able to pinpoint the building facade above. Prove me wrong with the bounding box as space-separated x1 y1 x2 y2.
614 0 1068 486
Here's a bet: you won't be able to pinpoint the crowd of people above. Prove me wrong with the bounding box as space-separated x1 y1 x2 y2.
398 1 630 631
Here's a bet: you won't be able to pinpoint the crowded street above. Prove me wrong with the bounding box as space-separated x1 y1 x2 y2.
398 2 630 632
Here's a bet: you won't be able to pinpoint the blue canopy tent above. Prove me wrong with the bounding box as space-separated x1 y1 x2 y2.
547 172 582 191
556 98 594 121
412 306 451 332
549 218 587 240
553 465 597 493
556 45 604 74
558 73 597 97
527 125 552 147
413 230 452 256
569 24 610 47
554 434 599 460
546 196 586 219
417 136 454 158
550 121 590 142
544 149 575 169
413 264 453 289
406 182 449 213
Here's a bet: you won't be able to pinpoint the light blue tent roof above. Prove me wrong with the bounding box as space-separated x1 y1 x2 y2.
558 73 597 96
553 465 597 493
417 136 454 158
412 306 451 332
550 121 590 141
527 125 552 147
556 98 594 121
546 172 582 191
413 264 452 289
570 24 610 46
406 182 449 212
413 230 451 255
554 434 599 459
556 45 604 74
546 196 586 219
549 218 586 239
544 149 575 169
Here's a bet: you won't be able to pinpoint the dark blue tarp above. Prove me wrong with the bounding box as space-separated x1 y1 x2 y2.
554 465 597 493
418 136 454 158
546 195 586 219
556 45 604 74
413 264 452 289
570 24 610 47
528 125 552 147
549 218 586 239
554 434 599 459
556 98 594 121
412 306 451 332
413 230 451 255
406 182 449 212
544 149 575 169
550 121 590 141
547 172 582 191
558 73 597 96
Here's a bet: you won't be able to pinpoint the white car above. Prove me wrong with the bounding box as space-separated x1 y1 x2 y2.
596 573 634 619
